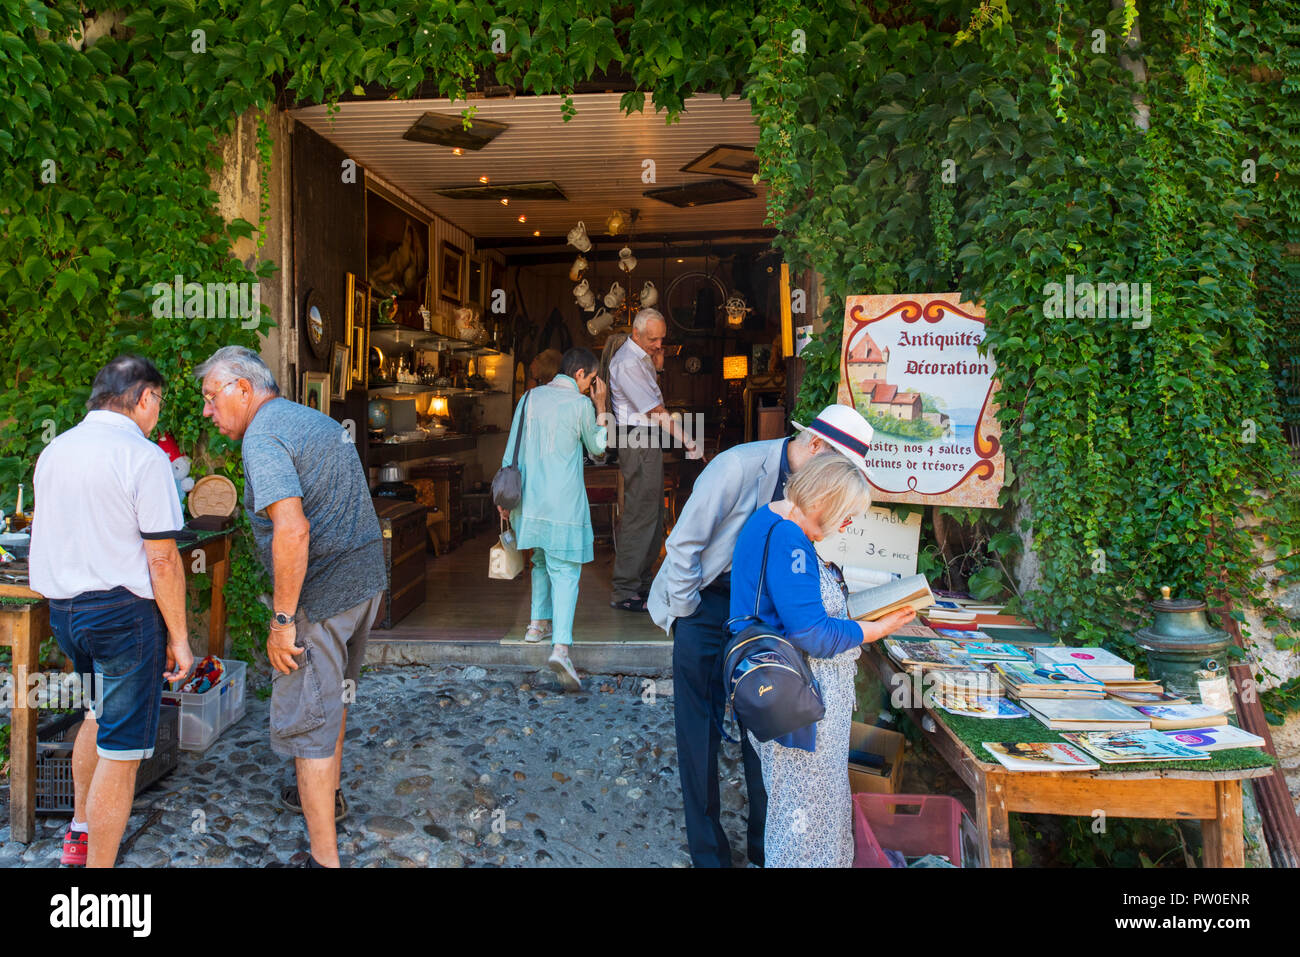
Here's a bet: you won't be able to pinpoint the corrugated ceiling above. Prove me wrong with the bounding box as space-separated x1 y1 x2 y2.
289 93 769 247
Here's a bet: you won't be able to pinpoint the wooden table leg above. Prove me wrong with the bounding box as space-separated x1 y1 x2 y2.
1202 780 1244 868
9 607 43 843
208 544 230 658
975 772 1014 868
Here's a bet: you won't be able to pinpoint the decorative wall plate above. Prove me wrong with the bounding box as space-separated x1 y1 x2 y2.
303 287 332 360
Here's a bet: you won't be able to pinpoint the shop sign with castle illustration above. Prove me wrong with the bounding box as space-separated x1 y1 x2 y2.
838 293 1005 509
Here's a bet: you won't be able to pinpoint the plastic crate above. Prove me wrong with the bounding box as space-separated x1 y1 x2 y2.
852 793 970 868
217 659 247 734
161 657 246 752
34 704 180 814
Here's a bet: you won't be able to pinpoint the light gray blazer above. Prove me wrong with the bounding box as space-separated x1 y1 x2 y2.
648 437 786 635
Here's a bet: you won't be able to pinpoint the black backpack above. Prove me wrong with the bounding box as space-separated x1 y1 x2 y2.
720 522 826 743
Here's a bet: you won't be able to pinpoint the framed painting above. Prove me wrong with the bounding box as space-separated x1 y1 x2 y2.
302 371 329 416
330 342 351 401
439 240 465 305
346 273 370 388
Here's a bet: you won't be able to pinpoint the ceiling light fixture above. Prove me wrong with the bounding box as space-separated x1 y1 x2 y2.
479 175 490 183
499 197 509 206
533 230 540 236
451 147 463 156
517 214 527 223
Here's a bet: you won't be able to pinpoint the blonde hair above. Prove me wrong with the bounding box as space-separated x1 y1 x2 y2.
785 453 871 528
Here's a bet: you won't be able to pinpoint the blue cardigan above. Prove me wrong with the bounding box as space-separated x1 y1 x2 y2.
728 505 862 751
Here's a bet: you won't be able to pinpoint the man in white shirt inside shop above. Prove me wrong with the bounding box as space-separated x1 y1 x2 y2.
29 355 194 868
606 307 698 611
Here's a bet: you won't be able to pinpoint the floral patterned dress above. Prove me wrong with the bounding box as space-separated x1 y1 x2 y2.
748 558 859 867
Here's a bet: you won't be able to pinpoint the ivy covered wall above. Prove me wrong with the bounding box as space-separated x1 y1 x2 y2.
0 0 1295 686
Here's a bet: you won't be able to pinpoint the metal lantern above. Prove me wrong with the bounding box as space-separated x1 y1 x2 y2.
1133 586 1233 701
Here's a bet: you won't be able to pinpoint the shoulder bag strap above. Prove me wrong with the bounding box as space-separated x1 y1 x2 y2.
752 520 778 618
510 391 531 469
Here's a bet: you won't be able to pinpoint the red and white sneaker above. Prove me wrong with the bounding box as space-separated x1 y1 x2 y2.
60 829 88 866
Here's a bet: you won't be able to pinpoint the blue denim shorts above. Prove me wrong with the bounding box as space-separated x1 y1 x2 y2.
48 586 167 761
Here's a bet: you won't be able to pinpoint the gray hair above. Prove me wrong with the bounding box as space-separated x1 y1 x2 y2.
632 307 665 333
194 345 279 395
792 428 844 455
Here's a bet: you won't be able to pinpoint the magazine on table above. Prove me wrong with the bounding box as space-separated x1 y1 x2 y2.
1135 704 1229 730
882 639 973 670
1060 729 1210 763
983 741 1100 772
938 696 1029 719
1160 725 1265 751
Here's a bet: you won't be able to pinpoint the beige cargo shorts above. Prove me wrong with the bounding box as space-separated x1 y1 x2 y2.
269 593 383 759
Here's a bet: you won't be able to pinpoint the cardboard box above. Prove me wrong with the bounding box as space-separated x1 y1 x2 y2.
848 721 905 795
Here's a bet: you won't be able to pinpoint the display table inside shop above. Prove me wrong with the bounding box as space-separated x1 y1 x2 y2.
1 526 234 843
864 641 1276 868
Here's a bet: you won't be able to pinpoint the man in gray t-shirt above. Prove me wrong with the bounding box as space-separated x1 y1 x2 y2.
197 346 385 869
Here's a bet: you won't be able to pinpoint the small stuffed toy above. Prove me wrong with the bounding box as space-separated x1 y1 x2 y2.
180 655 225 694
156 433 195 506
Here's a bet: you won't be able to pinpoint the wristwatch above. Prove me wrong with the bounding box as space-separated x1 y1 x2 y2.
273 611 295 628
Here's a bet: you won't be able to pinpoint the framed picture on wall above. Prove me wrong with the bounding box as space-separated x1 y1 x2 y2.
467 256 485 309
302 371 329 416
439 240 465 305
346 273 370 388
330 342 351 400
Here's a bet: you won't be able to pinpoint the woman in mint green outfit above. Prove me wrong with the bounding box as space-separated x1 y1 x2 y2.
498 348 608 690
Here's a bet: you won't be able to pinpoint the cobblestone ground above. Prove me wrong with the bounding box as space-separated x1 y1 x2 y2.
0 664 757 868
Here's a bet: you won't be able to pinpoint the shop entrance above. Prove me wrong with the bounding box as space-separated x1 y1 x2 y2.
288 92 793 648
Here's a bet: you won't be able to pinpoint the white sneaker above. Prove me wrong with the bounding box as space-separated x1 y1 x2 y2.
547 645 582 691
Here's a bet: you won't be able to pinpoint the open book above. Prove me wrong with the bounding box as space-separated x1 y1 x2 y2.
847 574 935 622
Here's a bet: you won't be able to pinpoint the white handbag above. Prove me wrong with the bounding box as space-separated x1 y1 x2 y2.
489 519 525 580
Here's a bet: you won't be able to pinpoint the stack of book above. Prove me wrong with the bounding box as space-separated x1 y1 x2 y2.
919 599 978 631
1023 698 1150 731
1032 646 1135 681
989 660 1106 699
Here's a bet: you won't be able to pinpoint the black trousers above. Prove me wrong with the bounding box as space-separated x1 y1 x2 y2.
672 582 767 867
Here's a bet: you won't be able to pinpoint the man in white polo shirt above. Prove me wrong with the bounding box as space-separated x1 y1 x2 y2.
30 355 193 868
606 307 697 611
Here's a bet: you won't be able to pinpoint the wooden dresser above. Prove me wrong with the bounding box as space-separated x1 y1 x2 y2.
371 497 428 629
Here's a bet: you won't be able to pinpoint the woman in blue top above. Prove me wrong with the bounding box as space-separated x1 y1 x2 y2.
728 453 916 867
498 348 608 690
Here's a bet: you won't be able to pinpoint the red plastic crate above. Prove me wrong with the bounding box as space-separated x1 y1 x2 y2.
852 793 968 867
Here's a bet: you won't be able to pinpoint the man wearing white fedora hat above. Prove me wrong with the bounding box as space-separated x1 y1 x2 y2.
648 403 874 867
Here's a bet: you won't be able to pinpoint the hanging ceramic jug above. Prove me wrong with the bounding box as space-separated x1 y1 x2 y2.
587 308 615 336
604 281 625 309
568 254 589 281
617 246 637 273
567 221 592 252
640 280 658 307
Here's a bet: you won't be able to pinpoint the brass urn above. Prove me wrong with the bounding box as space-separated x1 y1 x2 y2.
1133 586 1232 701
